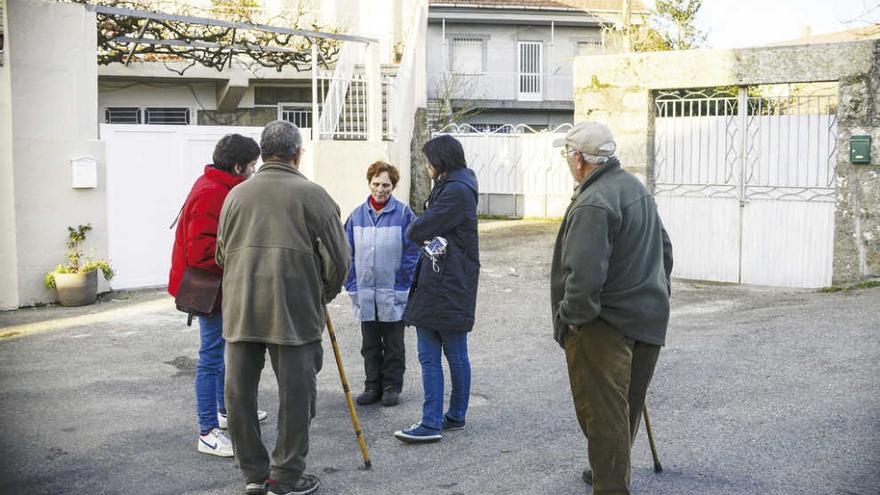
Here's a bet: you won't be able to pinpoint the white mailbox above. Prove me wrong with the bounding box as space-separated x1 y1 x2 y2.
71 157 98 189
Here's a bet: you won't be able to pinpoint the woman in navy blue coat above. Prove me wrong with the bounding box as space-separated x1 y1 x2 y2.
394 134 480 443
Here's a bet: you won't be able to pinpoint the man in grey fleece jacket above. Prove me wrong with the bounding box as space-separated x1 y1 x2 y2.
217 121 349 495
550 122 673 495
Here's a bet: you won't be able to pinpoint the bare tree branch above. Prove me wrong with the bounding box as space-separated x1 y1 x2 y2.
66 0 342 74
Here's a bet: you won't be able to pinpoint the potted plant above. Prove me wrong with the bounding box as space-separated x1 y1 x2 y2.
44 224 115 307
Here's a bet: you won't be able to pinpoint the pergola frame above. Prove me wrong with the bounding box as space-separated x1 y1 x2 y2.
84 4 384 141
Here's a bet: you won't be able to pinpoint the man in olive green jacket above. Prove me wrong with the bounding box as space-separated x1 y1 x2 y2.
217 121 349 495
551 122 673 495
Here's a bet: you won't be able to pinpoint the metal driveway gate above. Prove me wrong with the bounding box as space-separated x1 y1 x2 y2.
433 124 573 218
653 86 838 288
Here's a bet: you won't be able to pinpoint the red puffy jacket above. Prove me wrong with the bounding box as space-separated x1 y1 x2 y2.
168 165 246 297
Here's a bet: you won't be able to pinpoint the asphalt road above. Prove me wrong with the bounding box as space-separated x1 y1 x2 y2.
1 220 878 495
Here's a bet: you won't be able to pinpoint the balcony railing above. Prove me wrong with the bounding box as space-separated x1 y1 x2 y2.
427 71 574 102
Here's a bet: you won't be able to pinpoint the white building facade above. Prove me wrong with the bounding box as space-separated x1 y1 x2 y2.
426 0 646 130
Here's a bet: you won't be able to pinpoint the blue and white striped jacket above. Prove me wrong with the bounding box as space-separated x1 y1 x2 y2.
343 195 421 322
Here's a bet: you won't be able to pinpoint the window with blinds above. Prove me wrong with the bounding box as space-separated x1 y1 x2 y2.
450 37 484 74
105 107 142 124
145 107 190 125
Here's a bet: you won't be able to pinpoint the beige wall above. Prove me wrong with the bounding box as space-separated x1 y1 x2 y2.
9 1 108 306
0 0 19 310
310 140 411 219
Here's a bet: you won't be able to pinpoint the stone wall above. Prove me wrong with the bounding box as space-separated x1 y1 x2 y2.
835 42 880 280
572 40 880 283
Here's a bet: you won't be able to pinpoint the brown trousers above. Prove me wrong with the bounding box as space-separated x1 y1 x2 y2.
565 319 661 495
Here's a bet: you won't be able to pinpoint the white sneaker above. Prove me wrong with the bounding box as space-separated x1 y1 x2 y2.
218 410 268 430
198 428 234 457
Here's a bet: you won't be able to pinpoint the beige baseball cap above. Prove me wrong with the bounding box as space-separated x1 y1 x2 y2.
552 121 616 157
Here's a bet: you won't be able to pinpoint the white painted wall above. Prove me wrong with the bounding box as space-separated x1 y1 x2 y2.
0 0 20 310
312 140 404 220
8 0 108 306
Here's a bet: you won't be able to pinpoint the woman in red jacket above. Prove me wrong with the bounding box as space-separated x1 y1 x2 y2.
169 134 265 457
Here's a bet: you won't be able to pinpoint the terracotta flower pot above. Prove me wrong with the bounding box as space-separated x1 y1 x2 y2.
54 270 98 307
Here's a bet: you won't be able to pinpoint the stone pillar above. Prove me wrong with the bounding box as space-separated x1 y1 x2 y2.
833 40 880 283
409 107 431 214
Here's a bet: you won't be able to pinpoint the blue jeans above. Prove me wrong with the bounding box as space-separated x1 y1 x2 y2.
417 327 471 430
197 313 225 433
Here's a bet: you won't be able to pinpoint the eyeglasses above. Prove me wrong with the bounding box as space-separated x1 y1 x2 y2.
560 148 577 158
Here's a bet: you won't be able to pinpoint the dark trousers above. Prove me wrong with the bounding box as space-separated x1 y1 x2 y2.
564 319 661 495
225 340 323 485
360 320 405 392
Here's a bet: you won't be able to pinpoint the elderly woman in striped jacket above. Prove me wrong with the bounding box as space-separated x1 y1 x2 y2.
344 161 421 407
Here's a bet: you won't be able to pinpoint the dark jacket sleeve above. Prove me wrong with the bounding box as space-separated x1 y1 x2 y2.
316 204 351 303
187 193 224 274
407 182 468 243
397 206 422 290
343 213 357 293
555 205 612 332
661 224 673 295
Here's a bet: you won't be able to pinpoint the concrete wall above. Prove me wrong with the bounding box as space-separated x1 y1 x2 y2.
0 0 19 309
311 140 409 220
8 1 108 306
571 40 880 283
98 80 221 121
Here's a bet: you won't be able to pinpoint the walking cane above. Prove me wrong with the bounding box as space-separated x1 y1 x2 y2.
643 405 662 473
324 306 372 469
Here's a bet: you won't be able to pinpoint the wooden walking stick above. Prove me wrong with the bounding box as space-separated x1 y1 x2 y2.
643 404 662 473
324 306 372 469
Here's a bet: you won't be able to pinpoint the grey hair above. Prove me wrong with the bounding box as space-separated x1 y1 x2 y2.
579 153 612 165
260 120 302 162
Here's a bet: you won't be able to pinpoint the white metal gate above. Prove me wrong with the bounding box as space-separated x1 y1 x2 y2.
653 87 838 288
518 41 542 101
433 124 573 217
101 124 276 289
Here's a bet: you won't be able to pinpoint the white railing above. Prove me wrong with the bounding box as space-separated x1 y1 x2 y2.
427 71 573 102
316 68 369 140
279 102 316 129
383 73 398 140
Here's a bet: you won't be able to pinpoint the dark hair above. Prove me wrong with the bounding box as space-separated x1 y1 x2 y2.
422 134 467 175
366 161 400 187
261 120 302 162
212 134 260 174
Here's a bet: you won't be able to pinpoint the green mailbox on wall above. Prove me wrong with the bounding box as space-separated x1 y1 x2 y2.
850 135 871 164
